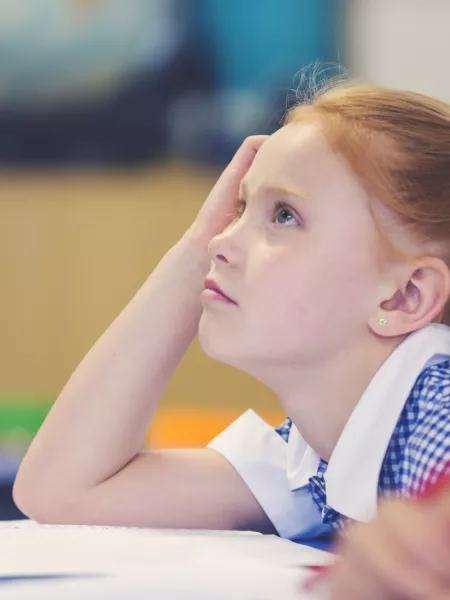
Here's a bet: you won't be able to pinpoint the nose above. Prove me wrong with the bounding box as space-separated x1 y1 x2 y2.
208 225 243 268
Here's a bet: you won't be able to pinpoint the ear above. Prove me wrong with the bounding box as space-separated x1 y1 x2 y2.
368 257 450 337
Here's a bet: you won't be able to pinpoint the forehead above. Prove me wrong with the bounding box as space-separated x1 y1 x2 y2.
244 123 370 210
244 123 388 263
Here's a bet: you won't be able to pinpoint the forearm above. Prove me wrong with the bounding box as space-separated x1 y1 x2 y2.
15 232 209 496
14 135 268 518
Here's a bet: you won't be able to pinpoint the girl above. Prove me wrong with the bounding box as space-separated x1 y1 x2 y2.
13 82 450 544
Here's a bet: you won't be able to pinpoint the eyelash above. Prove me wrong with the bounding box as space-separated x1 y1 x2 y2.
233 199 302 227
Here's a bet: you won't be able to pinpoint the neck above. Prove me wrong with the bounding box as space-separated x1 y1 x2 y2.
252 333 408 461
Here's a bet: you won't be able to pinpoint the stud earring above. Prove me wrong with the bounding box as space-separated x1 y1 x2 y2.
378 318 388 327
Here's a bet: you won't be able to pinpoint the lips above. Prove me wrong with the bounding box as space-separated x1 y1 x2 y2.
204 279 237 304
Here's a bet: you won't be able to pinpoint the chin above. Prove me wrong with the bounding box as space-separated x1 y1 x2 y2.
199 332 264 381
198 313 276 375
198 324 230 363
197 317 242 367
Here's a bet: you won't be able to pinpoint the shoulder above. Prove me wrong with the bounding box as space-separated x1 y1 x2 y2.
400 360 450 495
412 359 450 406
208 411 331 540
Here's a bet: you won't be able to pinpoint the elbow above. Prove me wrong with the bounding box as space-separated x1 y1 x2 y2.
12 472 49 523
12 469 75 524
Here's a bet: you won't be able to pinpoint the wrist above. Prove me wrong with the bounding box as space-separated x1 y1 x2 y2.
183 222 213 247
169 229 212 276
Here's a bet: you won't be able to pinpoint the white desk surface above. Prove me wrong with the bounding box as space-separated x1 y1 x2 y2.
0 519 333 599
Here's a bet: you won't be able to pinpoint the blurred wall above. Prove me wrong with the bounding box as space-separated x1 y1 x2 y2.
348 0 450 101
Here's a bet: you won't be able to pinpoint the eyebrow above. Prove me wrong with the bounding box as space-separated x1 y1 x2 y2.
239 180 311 202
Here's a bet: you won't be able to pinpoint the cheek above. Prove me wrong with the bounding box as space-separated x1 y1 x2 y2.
307 251 380 327
247 247 378 329
243 257 310 331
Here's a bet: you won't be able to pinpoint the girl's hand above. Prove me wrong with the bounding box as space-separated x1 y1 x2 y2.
329 487 450 600
187 136 268 245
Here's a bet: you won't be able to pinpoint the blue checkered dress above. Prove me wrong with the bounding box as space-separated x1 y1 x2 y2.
275 359 450 530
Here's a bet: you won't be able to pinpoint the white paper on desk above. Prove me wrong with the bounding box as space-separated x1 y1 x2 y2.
0 572 329 600
1 520 333 599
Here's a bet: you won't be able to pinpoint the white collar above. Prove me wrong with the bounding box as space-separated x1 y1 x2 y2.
286 324 450 522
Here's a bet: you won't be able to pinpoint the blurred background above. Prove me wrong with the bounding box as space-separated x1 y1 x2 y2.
1 0 449 519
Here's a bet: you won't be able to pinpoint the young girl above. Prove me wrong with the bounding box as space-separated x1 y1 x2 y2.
13 82 450 544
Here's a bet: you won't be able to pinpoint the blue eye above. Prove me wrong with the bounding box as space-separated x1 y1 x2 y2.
233 199 301 227
273 202 300 226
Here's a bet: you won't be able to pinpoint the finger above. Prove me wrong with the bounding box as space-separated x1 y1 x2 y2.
380 499 450 586
432 592 450 600
196 136 269 235
331 524 392 600
189 135 270 241
219 135 269 190
235 135 270 160
344 518 442 600
329 558 381 600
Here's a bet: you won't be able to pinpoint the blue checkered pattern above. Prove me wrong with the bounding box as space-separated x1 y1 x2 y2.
275 359 450 529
